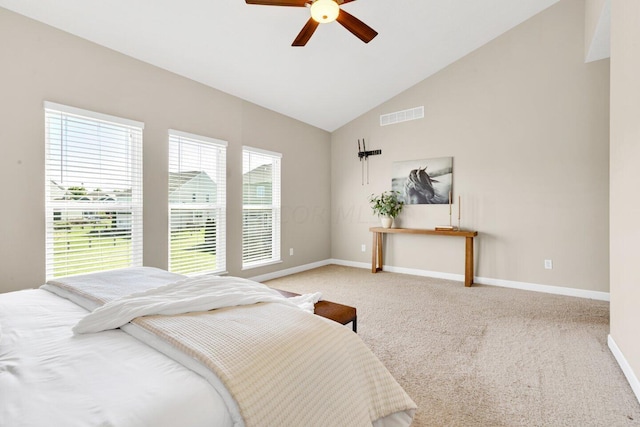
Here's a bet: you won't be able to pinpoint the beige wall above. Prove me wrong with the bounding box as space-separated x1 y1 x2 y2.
0 7 331 293
0 1 614 295
610 0 640 394
331 0 611 292
585 0 607 57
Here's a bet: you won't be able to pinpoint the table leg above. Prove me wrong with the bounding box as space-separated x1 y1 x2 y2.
377 233 383 272
378 233 382 271
465 236 474 287
371 232 384 273
371 232 378 273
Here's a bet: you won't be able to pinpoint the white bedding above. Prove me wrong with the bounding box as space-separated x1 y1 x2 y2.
2 268 416 427
73 274 322 334
0 288 233 427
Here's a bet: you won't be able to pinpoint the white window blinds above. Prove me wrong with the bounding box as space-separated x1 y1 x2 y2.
242 146 281 269
44 102 143 279
169 130 227 275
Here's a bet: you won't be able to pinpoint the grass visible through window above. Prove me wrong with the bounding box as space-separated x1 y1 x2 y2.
53 221 133 277
54 223 217 277
170 228 217 275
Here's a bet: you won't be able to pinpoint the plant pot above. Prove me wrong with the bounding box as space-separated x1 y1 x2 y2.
381 216 393 228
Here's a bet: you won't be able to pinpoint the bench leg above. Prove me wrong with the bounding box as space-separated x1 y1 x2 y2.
352 316 357 333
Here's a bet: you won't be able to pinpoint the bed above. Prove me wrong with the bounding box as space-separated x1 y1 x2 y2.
0 267 416 427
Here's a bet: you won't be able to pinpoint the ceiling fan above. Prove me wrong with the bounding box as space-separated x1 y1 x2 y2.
245 0 378 47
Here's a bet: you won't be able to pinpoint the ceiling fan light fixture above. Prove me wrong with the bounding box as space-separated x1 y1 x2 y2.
310 0 339 24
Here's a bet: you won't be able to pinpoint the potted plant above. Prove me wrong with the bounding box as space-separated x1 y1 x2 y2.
369 191 404 228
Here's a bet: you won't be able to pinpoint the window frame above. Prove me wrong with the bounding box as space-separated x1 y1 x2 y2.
242 146 282 270
168 129 227 276
44 101 143 279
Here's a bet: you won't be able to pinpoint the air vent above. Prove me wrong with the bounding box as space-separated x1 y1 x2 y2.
380 106 424 126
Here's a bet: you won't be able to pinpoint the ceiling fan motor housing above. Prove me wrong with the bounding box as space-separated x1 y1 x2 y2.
310 0 340 23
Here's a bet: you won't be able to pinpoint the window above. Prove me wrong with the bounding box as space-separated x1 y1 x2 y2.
242 147 281 269
44 102 143 279
169 130 227 275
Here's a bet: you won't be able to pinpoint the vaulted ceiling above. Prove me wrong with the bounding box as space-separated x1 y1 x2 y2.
0 0 561 131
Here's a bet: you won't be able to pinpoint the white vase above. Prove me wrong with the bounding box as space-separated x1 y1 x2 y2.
381 216 393 228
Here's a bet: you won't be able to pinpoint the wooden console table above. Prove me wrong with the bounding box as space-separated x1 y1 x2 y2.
370 227 479 287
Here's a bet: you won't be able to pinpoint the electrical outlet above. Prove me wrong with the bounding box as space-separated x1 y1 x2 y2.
544 259 553 269
289 248 294 256
361 244 366 252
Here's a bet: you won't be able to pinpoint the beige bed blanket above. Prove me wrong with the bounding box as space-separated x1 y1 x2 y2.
43 267 416 427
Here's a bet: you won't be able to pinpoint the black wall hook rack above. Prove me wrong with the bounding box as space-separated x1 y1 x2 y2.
358 149 382 159
357 138 381 185
357 138 381 160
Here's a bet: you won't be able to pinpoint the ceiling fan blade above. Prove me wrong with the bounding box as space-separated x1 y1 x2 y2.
245 0 308 6
336 9 378 43
292 18 319 46
338 0 358 4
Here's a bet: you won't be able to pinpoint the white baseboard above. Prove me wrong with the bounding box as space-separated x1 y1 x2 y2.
250 258 609 301
329 259 610 301
329 259 370 269
249 259 333 283
330 258 465 282
474 276 610 301
608 335 640 405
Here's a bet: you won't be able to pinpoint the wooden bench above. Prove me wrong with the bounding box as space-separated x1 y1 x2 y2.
275 289 357 333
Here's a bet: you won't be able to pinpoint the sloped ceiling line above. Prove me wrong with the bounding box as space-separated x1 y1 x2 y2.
0 0 560 131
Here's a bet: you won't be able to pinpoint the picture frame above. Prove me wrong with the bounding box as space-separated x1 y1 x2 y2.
392 157 453 205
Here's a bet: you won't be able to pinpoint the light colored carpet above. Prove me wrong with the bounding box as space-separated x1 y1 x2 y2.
265 265 640 427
